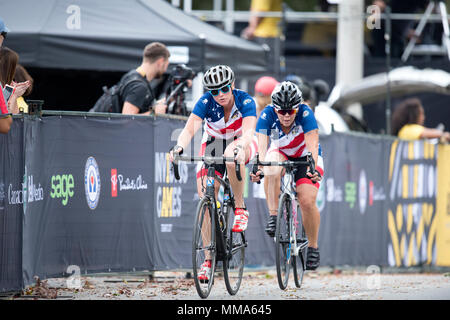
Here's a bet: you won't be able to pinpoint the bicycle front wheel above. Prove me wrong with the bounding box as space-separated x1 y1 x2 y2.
293 207 306 288
223 205 245 296
275 193 292 290
192 197 216 299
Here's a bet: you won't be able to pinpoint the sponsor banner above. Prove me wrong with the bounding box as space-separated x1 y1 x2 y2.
21 116 157 286
152 117 197 269
0 120 24 293
386 140 438 267
1 115 447 293
436 144 450 266
309 133 391 266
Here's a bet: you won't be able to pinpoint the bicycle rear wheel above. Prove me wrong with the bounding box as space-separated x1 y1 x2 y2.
223 205 245 296
192 197 216 299
275 193 292 290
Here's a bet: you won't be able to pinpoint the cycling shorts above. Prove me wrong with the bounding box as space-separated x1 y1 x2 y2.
196 133 258 179
267 145 324 189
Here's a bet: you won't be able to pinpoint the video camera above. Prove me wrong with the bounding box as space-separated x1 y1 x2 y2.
166 64 196 116
171 64 195 84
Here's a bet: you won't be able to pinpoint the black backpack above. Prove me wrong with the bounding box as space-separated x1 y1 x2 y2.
89 73 153 113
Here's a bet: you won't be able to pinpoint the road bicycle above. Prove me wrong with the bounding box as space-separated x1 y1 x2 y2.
252 152 315 290
173 151 247 298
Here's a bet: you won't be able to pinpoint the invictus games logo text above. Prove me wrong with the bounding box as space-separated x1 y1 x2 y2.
154 152 187 220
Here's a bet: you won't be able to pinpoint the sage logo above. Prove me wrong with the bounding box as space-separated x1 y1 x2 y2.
50 174 75 206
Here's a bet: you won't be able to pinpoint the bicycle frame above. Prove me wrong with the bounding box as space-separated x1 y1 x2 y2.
251 152 314 257
281 170 309 258
173 154 246 261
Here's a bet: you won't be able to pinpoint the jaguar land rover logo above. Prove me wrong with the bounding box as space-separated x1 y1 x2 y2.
84 156 101 210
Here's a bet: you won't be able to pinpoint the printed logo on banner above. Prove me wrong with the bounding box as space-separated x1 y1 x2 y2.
50 174 75 206
84 156 101 210
343 174 385 212
155 152 188 233
359 170 367 215
9 166 44 213
387 140 437 267
111 169 118 197
326 178 343 203
111 168 148 197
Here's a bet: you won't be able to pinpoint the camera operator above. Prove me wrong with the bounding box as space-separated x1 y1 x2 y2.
154 64 195 116
121 42 170 115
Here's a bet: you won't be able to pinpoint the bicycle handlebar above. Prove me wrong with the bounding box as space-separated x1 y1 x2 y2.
172 154 243 181
251 152 316 174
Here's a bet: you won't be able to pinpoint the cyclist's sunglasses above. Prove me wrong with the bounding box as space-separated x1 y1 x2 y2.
210 85 231 96
276 109 297 116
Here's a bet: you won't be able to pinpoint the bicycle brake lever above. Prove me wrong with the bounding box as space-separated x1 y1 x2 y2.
306 152 316 175
173 155 180 181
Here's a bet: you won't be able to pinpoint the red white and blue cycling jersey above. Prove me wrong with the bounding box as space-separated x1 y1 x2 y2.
256 104 324 186
192 89 258 178
192 89 257 140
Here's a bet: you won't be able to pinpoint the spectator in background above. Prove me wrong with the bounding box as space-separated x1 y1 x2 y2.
0 17 11 133
0 17 8 47
254 76 279 117
369 0 430 57
13 64 34 113
392 97 450 143
284 74 331 113
0 88 11 134
241 0 282 74
0 47 30 115
121 42 170 115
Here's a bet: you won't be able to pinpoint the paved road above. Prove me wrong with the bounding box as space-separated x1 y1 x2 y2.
14 268 450 300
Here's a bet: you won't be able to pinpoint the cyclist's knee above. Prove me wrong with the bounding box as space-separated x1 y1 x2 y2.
224 143 238 158
264 165 282 178
298 195 317 213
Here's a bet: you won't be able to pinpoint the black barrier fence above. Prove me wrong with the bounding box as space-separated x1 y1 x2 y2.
0 113 447 293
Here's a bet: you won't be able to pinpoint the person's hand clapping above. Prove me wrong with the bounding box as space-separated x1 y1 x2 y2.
11 80 31 98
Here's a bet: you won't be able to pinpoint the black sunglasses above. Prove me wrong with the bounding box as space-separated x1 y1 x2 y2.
210 85 231 96
276 109 297 116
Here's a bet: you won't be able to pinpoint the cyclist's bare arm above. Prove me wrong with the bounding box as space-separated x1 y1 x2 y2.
239 116 257 148
304 129 321 182
170 113 203 161
231 115 256 163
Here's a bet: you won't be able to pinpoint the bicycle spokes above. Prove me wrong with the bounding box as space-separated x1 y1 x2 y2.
193 199 216 298
223 206 245 295
276 194 292 290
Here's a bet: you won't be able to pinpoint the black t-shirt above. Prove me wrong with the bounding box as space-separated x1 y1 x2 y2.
119 70 154 113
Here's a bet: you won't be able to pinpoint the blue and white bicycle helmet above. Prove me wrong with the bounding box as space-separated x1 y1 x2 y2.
202 65 235 90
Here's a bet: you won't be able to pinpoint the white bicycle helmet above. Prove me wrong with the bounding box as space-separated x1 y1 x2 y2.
202 65 235 90
271 81 303 110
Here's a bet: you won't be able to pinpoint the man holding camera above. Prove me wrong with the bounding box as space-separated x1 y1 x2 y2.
121 42 170 115
155 64 195 116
